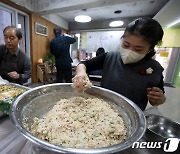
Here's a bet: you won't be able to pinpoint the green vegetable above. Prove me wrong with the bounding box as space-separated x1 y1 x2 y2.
0 97 16 115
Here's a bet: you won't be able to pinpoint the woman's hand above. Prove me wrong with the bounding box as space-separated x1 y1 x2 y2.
72 73 87 91
147 87 166 106
72 64 92 91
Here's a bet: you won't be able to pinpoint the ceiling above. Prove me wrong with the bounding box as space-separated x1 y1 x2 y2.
9 0 180 31
34 0 174 31
153 0 180 29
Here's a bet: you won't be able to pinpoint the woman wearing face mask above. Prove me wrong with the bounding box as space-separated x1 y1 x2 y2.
72 17 166 111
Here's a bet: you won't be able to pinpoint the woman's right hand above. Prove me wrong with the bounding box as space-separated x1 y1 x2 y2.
72 73 92 91
72 64 92 91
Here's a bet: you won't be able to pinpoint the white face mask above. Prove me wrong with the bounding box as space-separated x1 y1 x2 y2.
120 47 146 64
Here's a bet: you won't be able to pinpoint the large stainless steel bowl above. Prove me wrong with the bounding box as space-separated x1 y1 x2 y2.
10 83 146 153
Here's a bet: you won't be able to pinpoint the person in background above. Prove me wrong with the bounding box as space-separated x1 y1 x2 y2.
89 47 105 76
0 26 31 85
72 17 166 111
96 47 105 56
50 27 76 83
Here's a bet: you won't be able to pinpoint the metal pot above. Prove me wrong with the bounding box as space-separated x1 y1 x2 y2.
10 83 146 153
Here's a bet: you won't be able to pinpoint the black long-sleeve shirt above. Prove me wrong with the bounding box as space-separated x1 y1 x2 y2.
81 52 164 110
50 35 76 66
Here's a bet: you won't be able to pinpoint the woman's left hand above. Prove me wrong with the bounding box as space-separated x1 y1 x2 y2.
147 87 166 106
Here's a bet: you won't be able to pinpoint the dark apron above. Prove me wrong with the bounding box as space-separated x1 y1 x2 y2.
0 54 19 83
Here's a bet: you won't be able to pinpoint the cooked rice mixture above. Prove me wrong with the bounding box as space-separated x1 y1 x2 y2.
28 97 127 148
72 75 92 91
0 84 25 101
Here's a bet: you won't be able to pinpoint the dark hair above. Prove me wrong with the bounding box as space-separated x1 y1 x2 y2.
53 27 62 36
123 17 164 49
3 26 22 40
123 17 164 59
96 47 105 56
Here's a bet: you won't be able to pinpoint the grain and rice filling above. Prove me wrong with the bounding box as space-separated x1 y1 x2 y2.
29 97 127 148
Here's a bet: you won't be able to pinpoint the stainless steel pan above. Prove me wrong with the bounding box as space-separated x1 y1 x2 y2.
144 114 180 142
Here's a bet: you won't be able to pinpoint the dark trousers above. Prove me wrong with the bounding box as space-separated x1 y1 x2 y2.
56 63 72 83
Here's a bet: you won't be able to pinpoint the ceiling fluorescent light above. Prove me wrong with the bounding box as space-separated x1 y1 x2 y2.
74 15 91 23
109 21 124 27
167 18 180 28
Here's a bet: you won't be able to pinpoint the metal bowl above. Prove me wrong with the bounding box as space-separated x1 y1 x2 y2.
144 114 180 142
10 83 146 154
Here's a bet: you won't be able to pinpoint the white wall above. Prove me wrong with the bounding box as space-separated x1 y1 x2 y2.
80 30 124 53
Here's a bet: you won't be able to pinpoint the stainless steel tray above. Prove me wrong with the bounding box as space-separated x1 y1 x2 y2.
0 83 30 117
